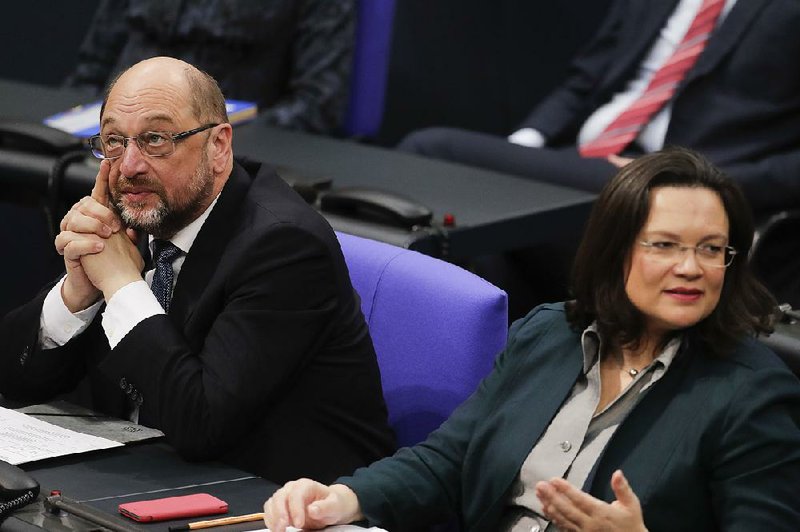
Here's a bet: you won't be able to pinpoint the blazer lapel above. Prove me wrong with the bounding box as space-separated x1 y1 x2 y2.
168 162 253 328
586 344 705 504
682 0 769 86
473 332 585 529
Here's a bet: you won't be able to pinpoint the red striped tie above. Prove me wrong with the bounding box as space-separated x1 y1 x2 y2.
579 0 726 158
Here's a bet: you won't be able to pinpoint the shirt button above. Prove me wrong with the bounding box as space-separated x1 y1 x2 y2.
530 525 540 532
559 441 572 452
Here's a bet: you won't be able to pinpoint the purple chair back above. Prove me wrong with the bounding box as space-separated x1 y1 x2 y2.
336 232 508 446
343 0 396 137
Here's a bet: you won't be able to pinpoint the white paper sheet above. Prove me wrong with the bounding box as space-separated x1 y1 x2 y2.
0 406 123 465
259 526 387 531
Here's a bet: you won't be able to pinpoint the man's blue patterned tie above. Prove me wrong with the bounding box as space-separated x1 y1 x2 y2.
150 239 182 313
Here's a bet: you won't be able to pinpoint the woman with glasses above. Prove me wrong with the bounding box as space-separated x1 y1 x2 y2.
264 147 800 531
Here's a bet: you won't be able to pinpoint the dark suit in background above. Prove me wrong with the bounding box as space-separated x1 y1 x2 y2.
340 304 800 531
0 160 395 484
65 0 356 133
400 0 800 215
401 0 800 314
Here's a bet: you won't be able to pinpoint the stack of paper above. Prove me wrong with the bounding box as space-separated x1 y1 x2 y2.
17 400 163 444
0 406 123 465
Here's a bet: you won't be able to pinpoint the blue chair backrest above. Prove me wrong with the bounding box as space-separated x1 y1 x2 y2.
343 0 396 137
336 232 508 447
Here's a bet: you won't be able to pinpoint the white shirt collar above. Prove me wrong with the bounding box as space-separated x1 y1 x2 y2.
148 192 221 256
580 321 682 374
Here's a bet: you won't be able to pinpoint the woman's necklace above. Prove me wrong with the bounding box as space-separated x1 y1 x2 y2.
621 349 654 378
603 348 651 378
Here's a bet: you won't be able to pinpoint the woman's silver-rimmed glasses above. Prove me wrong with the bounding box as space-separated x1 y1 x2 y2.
638 240 737 268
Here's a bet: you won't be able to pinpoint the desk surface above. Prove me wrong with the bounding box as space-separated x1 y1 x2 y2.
0 79 595 258
9 441 277 532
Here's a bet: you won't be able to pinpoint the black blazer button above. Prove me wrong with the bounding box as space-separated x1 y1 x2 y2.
19 345 30 365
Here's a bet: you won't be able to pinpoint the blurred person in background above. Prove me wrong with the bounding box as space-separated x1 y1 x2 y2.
66 0 356 133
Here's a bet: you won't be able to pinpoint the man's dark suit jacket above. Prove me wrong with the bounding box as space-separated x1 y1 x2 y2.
522 0 800 213
0 159 395 484
340 304 800 531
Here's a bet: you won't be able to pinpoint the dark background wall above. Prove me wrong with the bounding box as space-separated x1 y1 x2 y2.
0 3 100 315
0 0 611 316
376 0 612 144
0 3 99 86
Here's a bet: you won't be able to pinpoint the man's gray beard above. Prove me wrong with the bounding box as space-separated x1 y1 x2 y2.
115 197 169 235
112 154 214 239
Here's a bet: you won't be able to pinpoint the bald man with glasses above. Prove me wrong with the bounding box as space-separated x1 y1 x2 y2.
0 57 395 484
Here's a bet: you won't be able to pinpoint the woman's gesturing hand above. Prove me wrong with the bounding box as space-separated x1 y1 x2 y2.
536 470 647 532
264 479 363 532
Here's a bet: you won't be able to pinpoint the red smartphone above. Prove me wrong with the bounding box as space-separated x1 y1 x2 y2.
118 493 228 522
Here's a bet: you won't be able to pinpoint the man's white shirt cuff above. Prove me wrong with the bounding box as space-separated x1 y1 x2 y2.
39 277 103 349
102 280 164 349
508 128 546 148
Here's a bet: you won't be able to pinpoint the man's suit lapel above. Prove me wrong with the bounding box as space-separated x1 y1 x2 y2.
138 235 152 270
168 163 253 328
603 0 680 90
682 0 769 86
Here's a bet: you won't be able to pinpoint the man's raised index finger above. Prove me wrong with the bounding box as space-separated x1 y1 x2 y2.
91 159 111 206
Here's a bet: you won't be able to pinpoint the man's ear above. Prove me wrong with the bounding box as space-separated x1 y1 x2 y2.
209 123 233 173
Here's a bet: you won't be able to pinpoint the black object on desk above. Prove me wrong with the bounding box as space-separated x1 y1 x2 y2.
7 442 276 532
45 494 140 532
761 306 800 376
0 120 83 156
321 187 434 229
0 460 39 521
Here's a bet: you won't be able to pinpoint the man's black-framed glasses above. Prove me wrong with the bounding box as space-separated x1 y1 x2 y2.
88 123 219 160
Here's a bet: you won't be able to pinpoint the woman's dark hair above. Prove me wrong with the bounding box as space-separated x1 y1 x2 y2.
566 146 776 357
